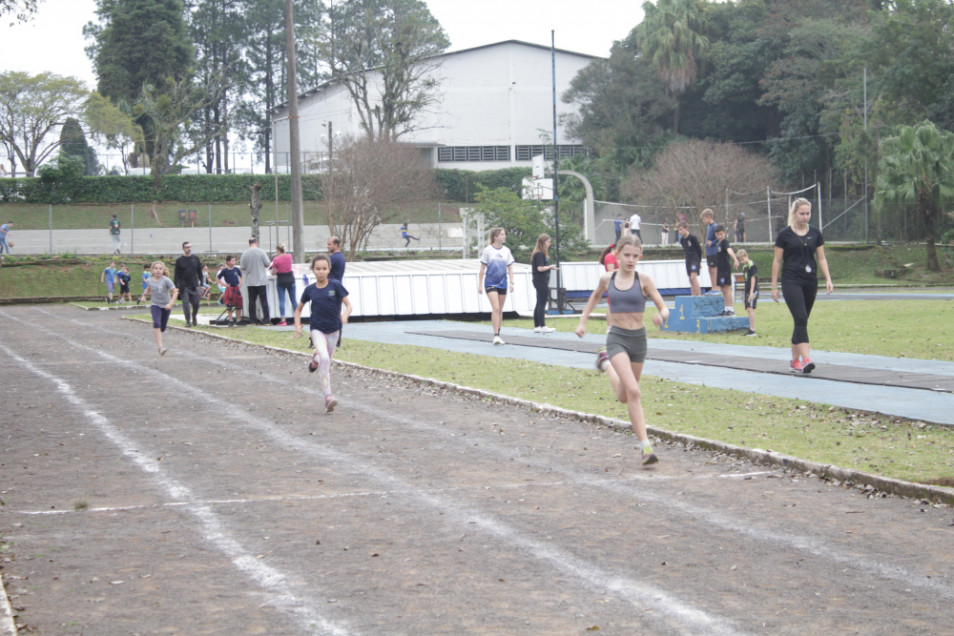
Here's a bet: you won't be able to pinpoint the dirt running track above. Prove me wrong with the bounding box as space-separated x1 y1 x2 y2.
1 305 952 635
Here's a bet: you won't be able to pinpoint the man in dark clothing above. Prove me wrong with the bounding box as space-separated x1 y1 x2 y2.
174 241 203 327
327 236 345 282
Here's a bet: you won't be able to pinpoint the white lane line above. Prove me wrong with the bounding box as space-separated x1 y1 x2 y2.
0 338 350 636
17 309 750 635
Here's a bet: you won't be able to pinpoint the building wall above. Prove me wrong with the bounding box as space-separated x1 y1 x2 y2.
272 41 598 172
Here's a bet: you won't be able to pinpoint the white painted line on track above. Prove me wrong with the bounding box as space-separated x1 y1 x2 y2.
10 309 751 636
0 338 351 636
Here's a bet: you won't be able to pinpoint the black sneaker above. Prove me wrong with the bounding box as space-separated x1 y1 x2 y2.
745 329 757 336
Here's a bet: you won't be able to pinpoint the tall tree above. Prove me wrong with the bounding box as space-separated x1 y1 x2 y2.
317 0 449 141
85 92 144 175
637 0 710 134
874 121 954 271
0 72 89 177
58 117 98 175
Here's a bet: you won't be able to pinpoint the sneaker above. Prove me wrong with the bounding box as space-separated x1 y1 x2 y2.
801 358 816 374
790 359 803 373
308 354 318 373
277 320 287 326
745 329 757 336
595 347 609 372
184 322 192 328
325 396 337 413
723 309 735 316
493 335 504 345
159 347 167 356
540 326 556 333
533 326 543 333
641 444 659 466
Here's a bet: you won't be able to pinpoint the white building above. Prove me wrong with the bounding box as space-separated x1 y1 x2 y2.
271 40 599 172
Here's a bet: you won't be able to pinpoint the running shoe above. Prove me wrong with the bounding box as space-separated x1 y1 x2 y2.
159 347 167 356
790 359 803 373
277 320 287 326
308 354 318 372
595 347 609 372
493 335 505 345
325 396 337 413
801 358 816 374
540 326 556 333
641 444 659 466
745 329 757 336
533 326 543 333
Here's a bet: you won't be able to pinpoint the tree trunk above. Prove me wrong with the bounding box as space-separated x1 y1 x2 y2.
249 181 263 242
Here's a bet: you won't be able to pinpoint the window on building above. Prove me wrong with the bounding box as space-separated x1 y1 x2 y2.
437 146 511 162
515 145 587 161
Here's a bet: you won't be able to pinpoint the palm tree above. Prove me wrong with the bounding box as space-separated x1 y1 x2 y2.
874 120 954 272
637 0 709 134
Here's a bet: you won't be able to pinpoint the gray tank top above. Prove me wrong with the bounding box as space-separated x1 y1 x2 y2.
607 271 646 313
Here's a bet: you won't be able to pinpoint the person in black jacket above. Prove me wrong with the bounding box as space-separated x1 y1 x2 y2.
174 241 203 328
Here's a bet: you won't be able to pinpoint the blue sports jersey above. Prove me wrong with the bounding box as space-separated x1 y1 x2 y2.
300 280 349 333
479 244 514 289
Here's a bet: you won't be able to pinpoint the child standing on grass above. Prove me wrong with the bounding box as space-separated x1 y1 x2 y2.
713 225 739 316
118 264 132 304
101 261 118 304
294 254 352 413
677 221 702 295
737 249 758 336
140 261 178 356
701 208 717 291
140 264 150 303
217 255 243 326
574 235 670 467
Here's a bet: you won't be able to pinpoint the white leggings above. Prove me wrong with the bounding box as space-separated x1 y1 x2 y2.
311 329 339 398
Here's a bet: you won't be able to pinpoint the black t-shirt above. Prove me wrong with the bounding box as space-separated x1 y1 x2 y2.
743 262 758 295
679 233 701 263
775 226 824 282
531 251 550 286
175 254 203 288
715 238 731 271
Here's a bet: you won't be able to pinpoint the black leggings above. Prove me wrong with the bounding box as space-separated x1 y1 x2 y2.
533 281 549 327
781 278 818 345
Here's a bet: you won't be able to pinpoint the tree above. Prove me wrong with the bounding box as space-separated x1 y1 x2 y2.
59 117 98 175
1 0 40 23
325 136 436 258
85 92 144 175
318 0 449 141
621 138 781 221
874 121 954 271
0 72 89 177
637 0 710 134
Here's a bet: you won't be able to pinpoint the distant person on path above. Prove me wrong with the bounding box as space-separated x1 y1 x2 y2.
575 235 669 467
613 214 624 243
117 264 131 304
327 236 345 282
240 237 271 325
174 241 203 328
677 221 702 295
294 254 352 413
713 225 739 316
660 221 670 245
109 214 122 254
599 244 619 272
101 261 118 304
478 227 515 345
734 213 746 243
400 222 420 247
737 249 758 336
269 243 296 326
628 211 642 241
0 221 12 255
531 233 558 333
141 261 178 356
701 208 717 292
771 197 833 374
217 255 243 326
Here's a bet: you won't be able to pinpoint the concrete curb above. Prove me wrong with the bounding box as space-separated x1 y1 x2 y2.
0 573 17 636
128 317 954 506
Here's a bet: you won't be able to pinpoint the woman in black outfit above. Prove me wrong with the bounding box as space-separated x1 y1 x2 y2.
771 197 833 374
531 234 558 333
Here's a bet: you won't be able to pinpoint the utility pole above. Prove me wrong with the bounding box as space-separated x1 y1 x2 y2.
285 0 305 262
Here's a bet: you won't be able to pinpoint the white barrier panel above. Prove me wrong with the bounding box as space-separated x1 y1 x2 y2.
553 259 713 295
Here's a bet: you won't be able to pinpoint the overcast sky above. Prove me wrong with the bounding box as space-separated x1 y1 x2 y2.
1 0 644 89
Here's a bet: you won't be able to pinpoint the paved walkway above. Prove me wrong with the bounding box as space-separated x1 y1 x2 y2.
338 319 954 426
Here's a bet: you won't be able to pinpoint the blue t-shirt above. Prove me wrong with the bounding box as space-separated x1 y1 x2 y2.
705 224 717 257
479 244 515 290
142 271 150 290
217 266 242 287
329 251 346 282
300 280 349 333
103 267 117 284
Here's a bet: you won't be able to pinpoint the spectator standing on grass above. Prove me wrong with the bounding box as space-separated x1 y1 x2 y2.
531 233 558 333
174 241 203 328
101 261 118 304
199 264 211 300
660 221 670 245
0 221 12 255
117 264 131 304
240 237 271 325
109 214 121 254
737 249 758 336
701 208 717 292
139 264 150 303
269 243 296 326
478 227 515 345
217 255 243 326
628 211 642 241
771 197 833 374
713 225 739 316
734 213 746 243
575 235 669 467
677 221 702 295
294 254 352 413
141 261 178 356
400 221 420 247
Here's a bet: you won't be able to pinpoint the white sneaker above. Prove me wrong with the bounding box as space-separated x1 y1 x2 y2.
533 327 543 333
540 326 556 333
493 335 504 345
